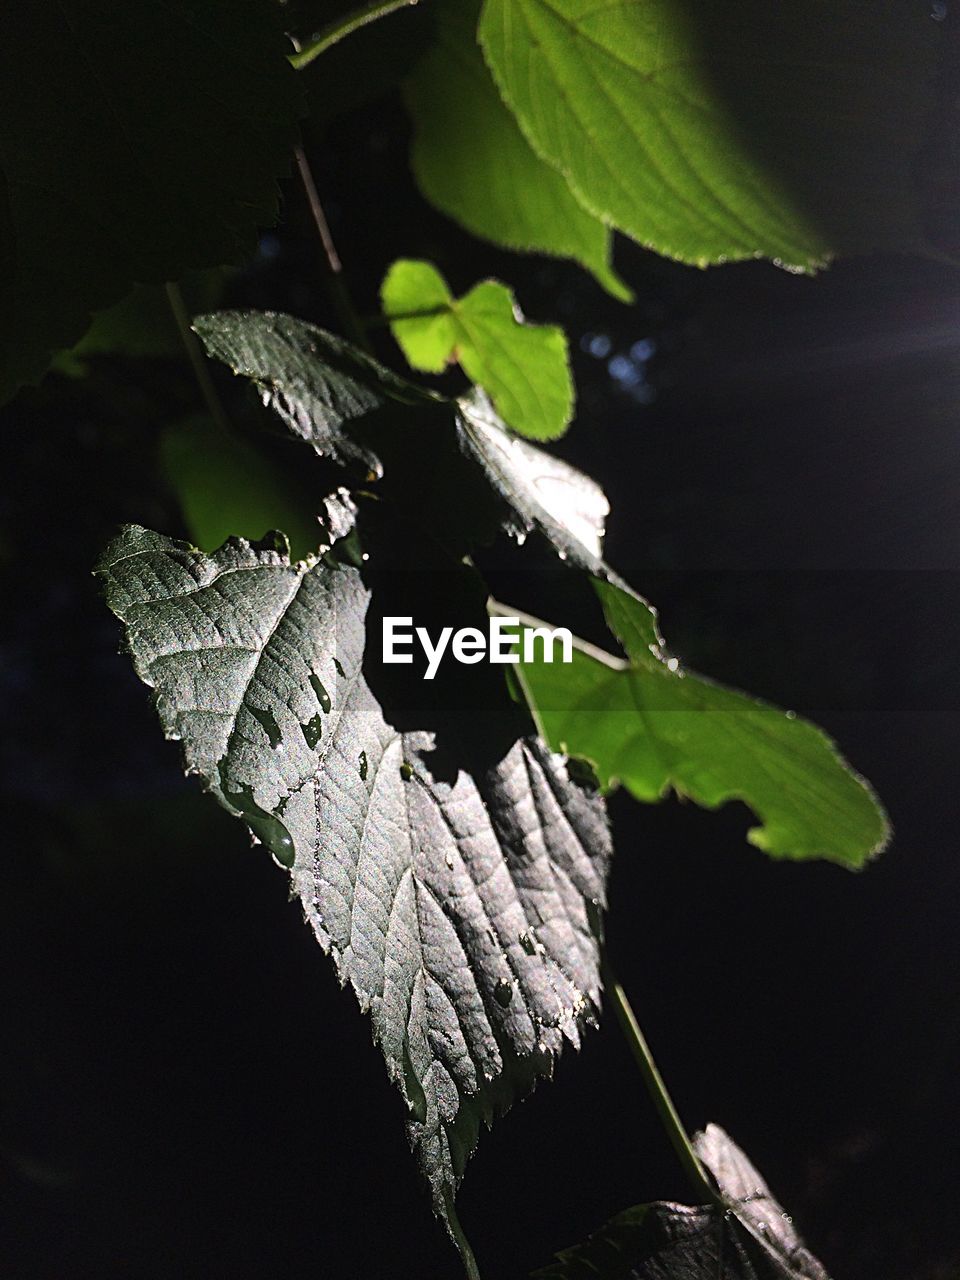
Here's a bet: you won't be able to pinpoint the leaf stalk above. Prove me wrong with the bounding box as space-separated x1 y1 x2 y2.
293 144 373 354
289 0 420 71
602 960 722 1208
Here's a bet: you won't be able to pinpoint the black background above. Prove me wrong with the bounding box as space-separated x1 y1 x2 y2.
2 61 960 1280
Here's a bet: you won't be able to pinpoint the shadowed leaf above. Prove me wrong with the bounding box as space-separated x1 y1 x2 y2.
535 1123 830 1279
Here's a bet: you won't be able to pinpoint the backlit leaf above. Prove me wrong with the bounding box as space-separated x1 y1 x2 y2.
480 0 951 269
516 580 889 867
382 259 574 440
405 2 629 298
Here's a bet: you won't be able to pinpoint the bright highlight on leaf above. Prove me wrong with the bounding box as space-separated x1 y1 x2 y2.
480 0 951 269
405 3 630 299
516 580 889 868
382 259 575 441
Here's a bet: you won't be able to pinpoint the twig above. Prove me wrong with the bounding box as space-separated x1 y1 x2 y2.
289 0 420 71
293 144 372 353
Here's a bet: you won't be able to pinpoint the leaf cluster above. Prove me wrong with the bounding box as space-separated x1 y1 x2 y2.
99 311 886 1269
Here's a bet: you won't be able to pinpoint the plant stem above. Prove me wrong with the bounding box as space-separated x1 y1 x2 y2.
293 144 372 354
289 0 420 71
445 1194 482 1280
602 959 722 1208
165 281 230 435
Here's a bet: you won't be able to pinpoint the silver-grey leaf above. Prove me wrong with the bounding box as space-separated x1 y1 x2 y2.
98 520 611 1253
192 309 430 476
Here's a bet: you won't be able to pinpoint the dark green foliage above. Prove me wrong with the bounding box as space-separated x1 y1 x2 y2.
0 0 302 400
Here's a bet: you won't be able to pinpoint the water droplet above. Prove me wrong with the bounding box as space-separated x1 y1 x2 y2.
248 705 281 749
494 978 513 1007
400 761 413 781
666 656 680 673
358 750 368 780
301 713 323 750
445 853 455 870
361 552 370 562
519 931 537 956
309 673 331 713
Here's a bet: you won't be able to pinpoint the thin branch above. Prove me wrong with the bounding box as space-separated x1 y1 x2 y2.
293 144 372 353
289 0 420 71
165 281 230 434
602 960 723 1208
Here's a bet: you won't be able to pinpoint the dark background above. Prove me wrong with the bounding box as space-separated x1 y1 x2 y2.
2 66 960 1280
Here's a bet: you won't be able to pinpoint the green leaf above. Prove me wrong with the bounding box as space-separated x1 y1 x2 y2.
515 580 889 867
195 310 610 571
0 0 303 401
159 414 325 561
382 259 575 441
98 519 611 1262
479 0 951 269
535 1124 830 1279
405 3 630 299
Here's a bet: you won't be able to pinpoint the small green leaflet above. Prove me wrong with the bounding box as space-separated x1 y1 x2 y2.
480 0 951 269
382 259 574 441
404 2 629 299
535 1123 830 1279
0 0 302 402
515 581 889 868
97 519 611 1265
